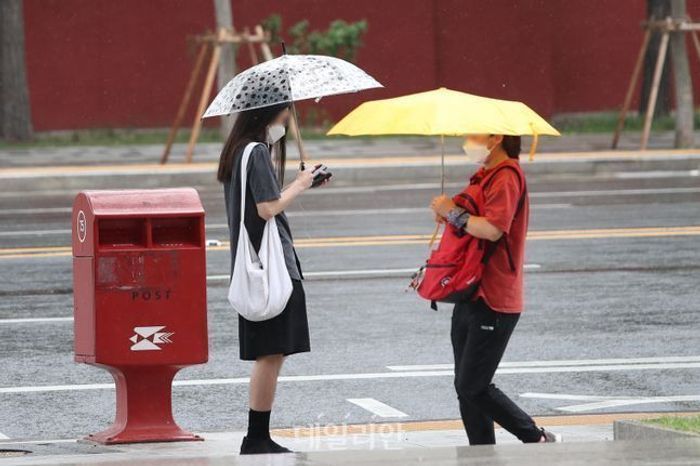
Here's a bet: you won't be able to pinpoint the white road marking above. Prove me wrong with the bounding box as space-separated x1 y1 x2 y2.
347 398 408 418
0 229 69 237
207 264 541 282
0 438 76 445
0 207 71 215
286 204 569 217
0 317 73 324
520 393 617 401
531 186 700 198
387 355 700 372
2 359 700 394
289 207 429 217
296 268 417 278
0 432 9 440
1 174 699 198
557 396 700 412
520 392 700 413
613 169 699 179
304 184 700 197
207 268 417 283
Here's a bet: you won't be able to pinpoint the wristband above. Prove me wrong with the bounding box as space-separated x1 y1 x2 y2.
446 208 470 230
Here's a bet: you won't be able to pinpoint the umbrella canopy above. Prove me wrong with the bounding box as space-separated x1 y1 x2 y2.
203 54 382 118
326 87 559 137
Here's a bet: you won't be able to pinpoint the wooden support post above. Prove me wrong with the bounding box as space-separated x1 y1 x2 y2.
161 42 209 164
213 0 236 140
257 25 274 61
615 17 700 150
692 30 700 61
185 28 223 163
641 29 670 150
244 28 259 64
612 28 652 149
670 0 694 148
163 25 278 163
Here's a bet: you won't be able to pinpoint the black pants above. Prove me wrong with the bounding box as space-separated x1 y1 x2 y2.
451 298 541 445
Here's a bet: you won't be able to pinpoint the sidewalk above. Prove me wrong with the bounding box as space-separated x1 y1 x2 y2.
1 131 699 168
1 141 699 193
1 413 697 465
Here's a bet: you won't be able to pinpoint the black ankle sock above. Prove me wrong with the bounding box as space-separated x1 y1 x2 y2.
247 409 271 439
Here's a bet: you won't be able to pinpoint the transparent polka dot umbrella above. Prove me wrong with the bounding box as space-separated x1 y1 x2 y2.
202 54 383 118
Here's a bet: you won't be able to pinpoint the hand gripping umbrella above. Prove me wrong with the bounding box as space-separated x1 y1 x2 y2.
203 46 382 168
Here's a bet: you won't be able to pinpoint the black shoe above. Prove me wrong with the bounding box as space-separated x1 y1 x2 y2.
539 427 562 443
240 435 293 455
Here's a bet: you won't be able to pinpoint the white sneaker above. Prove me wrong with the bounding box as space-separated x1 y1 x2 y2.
540 427 563 443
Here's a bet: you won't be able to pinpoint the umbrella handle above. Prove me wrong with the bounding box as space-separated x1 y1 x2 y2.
528 124 539 162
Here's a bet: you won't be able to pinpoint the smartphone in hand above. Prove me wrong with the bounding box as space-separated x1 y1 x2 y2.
311 163 332 188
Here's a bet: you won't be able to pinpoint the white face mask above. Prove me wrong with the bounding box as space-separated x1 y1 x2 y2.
266 124 286 144
462 140 491 165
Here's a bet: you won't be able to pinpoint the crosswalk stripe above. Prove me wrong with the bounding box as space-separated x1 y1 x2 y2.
347 398 408 418
2 360 700 395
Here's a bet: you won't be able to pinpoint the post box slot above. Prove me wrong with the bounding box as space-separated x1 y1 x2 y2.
98 218 147 249
150 217 201 247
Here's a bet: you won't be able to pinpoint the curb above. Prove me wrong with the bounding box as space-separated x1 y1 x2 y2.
1 151 699 192
613 420 700 441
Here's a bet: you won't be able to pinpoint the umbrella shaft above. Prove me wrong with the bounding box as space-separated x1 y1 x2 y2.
290 102 306 168
440 135 445 194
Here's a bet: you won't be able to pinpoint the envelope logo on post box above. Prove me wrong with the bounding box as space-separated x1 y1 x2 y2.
129 326 174 351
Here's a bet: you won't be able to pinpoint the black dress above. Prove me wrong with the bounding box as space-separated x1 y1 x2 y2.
223 142 311 361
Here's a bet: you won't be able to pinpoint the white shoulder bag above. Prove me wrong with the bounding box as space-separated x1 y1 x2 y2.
228 142 293 321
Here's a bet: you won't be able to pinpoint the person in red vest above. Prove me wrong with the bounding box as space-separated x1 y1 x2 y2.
430 134 561 445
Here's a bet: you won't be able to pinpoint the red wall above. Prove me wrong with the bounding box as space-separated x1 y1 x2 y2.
22 0 700 131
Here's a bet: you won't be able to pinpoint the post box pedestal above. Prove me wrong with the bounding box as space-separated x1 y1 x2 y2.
86 365 202 444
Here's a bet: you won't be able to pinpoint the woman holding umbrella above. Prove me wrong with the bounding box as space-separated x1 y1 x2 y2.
217 103 315 454
430 133 561 445
327 88 561 446
206 52 382 455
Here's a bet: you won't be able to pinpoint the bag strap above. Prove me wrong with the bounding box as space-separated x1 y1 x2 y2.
479 163 527 271
238 142 264 227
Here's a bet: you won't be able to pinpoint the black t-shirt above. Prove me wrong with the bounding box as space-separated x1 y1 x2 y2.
223 142 302 280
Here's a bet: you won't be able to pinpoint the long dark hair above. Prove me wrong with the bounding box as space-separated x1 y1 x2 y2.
217 103 289 184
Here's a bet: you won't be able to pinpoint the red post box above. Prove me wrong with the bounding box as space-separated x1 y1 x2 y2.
72 188 208 444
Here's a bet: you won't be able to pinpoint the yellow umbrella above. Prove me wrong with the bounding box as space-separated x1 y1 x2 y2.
327 87 559 191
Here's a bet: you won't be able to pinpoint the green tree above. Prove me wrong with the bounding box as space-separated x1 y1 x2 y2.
261 15 369 129
262 15 368 63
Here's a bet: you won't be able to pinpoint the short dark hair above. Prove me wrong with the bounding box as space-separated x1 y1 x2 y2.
501 135 521 159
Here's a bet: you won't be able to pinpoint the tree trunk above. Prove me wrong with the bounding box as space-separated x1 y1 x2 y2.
0 0 33 141
213 0 236 139
640 0 671 117
670 0 694 148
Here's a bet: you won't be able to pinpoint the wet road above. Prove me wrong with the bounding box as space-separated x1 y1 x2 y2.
0 167 699 440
